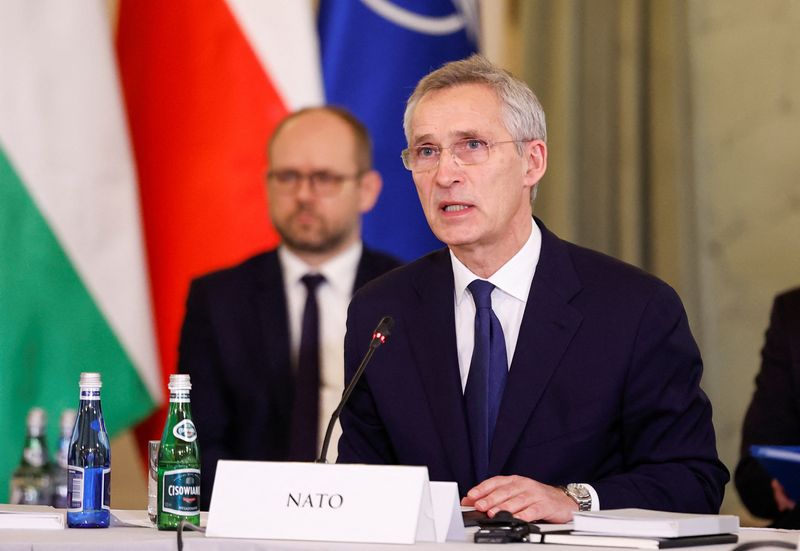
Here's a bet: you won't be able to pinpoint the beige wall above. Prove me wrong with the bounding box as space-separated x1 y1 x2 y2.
111 432 147 509
687 0 800 517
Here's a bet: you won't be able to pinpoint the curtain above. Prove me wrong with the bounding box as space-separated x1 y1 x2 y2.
518 0 701 323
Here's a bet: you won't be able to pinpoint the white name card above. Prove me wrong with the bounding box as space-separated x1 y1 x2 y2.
205 460 464 544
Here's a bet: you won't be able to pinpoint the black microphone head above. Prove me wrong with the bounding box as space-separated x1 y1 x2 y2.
372 315 394 344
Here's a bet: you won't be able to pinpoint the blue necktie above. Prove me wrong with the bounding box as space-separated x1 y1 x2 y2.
464 280 508 483
288 273 325 461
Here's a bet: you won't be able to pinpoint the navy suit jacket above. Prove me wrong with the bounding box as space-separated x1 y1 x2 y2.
735 287 800 526
338 219 728 513
178 246 400 510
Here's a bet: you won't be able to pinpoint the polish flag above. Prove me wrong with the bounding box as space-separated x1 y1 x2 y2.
116 0 323 446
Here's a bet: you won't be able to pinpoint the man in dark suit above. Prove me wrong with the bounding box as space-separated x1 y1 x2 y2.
337 55 728 521
736 287 800 527
178 107 401 510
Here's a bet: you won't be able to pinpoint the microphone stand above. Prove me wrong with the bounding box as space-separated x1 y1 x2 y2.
316 316 393 464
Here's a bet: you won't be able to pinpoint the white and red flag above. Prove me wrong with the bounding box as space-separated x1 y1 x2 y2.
116 0 323 445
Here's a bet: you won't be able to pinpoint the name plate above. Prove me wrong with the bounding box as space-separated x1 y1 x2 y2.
206 460 464 544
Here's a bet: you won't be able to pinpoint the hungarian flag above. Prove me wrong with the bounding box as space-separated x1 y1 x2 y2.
0 1 159 500
116 0 323 445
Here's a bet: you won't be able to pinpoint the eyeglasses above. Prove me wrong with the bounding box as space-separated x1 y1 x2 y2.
400 138 528 172
267 169 362 196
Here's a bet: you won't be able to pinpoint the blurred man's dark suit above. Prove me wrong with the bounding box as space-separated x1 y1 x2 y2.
178 247 400 510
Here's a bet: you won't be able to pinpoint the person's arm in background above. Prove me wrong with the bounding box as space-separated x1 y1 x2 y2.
736 289 800 525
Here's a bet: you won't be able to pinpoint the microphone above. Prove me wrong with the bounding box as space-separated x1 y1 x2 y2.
316 315 394 464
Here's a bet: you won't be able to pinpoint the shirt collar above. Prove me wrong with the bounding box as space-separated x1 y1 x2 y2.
278 241 363 294
451 219 542 304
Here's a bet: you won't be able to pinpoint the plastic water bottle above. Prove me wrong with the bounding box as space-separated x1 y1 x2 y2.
52 409 77 508
67 372 111 528
157 373 201 530
9 407 53 505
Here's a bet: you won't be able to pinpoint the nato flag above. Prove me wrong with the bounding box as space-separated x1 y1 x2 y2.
320 0 478 261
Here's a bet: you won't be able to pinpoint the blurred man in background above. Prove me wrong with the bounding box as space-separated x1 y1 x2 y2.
178 107 401 510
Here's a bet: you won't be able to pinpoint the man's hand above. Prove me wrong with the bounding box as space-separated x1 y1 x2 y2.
460 475 578 523
772 479 796 512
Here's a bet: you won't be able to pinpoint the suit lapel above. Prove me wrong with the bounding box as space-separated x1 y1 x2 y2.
254 252 293 432
489 220 584 475
406 250 476 490
353 248 378 291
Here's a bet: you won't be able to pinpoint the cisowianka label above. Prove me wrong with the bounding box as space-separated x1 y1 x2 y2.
172 419 197 442
162 468 201 515
169 391 191 404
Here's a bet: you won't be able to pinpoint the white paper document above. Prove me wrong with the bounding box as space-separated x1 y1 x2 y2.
573 509 739 538
0 504 65 530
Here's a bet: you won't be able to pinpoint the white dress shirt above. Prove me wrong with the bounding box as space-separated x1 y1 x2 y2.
451 221 541 390
278 241 362 459
450 218 599 510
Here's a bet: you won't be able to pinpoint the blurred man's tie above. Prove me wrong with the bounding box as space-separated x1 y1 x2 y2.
288 273 326 461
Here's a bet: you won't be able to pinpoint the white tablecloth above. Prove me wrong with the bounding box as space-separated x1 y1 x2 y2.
0 519 797 551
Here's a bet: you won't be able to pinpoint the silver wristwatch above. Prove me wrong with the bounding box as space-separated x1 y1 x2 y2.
560 483 592 511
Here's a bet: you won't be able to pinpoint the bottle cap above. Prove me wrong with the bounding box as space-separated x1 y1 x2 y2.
26 407 47 433
60 409 77 436
168 373 192 391
79 372 102 388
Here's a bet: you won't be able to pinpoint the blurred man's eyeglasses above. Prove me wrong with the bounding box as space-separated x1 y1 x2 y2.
400 138 528 172
267 169 362 196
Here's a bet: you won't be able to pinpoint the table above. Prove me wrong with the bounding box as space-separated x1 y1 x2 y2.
0 522 797 550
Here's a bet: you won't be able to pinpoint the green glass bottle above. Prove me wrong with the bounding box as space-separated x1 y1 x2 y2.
157 374 200 530
9 407 53 505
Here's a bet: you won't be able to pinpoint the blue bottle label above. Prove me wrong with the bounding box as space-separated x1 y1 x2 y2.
68 466 111 512
161 468 200 515
79 389 101 401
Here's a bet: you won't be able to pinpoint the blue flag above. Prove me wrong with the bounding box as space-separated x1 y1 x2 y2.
319 0 478 261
